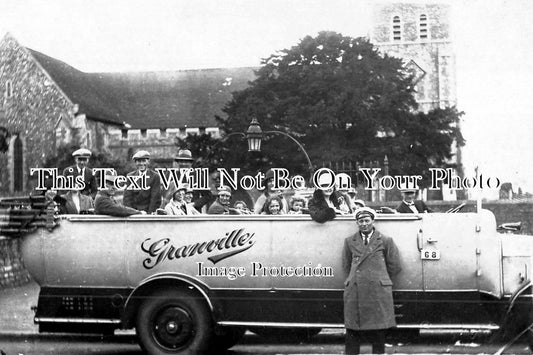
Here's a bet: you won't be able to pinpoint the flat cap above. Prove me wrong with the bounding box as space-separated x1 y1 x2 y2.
175 149 193 161
355 207 376 220
400 188 419 193
72 148 92 157
132 150 151 160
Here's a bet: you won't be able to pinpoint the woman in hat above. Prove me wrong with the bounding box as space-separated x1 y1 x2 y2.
253 169 288 214
308 174 353 223
164 185 199 215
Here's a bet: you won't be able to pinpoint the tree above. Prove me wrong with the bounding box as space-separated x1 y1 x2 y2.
215 31 464 183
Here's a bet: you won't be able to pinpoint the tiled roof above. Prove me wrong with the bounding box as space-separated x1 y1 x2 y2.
28 49 257 129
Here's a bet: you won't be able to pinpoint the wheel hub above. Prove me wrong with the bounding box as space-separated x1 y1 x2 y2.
153 306 194 349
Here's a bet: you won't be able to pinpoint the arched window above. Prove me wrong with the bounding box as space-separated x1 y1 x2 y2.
5 80 13 98
392 16 402 41
419 14 429 39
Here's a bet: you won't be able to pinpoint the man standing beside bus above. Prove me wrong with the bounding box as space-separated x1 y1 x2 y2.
342 207 402 354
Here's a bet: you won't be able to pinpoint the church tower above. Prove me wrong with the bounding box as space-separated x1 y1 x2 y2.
370 2 456 113
370 3 462 200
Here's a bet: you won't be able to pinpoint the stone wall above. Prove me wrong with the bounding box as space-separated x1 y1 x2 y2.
0 34 112 197
0 237 31 288
0 34 74 196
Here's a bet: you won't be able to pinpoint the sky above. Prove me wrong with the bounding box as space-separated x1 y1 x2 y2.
1 0 532 195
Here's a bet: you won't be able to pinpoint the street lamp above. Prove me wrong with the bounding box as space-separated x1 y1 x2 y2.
245 117 314 177
216 117 315 177
245 117 262 152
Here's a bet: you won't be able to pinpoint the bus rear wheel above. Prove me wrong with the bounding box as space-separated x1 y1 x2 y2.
136 288 212 354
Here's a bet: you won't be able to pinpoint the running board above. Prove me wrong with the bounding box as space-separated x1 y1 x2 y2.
35 317 121 324
218 321 500 331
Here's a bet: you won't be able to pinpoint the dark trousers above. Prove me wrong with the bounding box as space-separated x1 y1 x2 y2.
345 329 386 354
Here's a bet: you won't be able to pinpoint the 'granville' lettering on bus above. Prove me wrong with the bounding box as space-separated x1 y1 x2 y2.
140 228 255 269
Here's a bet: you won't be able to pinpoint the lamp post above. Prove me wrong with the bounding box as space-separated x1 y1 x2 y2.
215 117 314 177
245 117 314 178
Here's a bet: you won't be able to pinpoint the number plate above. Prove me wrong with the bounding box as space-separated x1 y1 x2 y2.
421 249 440 260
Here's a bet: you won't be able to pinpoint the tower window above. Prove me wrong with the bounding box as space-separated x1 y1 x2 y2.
5 80 13 98
392 16 402 41
419 14 428 39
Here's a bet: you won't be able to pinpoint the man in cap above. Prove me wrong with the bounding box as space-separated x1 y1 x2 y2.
161 149 195 207
63 148 97 198
207 186 237 215
342 207 402 354
95 174 145 216
123 150 161 214
396 188 431 213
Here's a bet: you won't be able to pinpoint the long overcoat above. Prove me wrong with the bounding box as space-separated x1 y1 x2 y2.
342 230 402 330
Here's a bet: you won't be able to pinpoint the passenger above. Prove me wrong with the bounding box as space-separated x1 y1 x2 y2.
164 185 199 215
62 148 97 198
59 188 94 214
261 196 284 215
308 176 352 223
253 169 288 214
353 199 366 209
288 195 306 214
123 150 162 214
207 186 239 215
95 175 145 217
184 186 202 214
395 188 431 213
333 188 353 214
161 149 195 207
342 207 402 355
335 183 357 212
233 200 252 214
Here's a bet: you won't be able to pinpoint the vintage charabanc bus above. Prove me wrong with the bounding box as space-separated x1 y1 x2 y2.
1 196 533 354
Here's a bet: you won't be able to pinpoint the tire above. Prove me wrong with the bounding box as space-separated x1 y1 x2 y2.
210 326 246 351
136 288 213 355
249 327 321 342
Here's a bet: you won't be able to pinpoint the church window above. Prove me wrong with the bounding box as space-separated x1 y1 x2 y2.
121 129 128 139
392 16 402 41
13 135 23 192
5 80 13 98
420 14 429 39
86 132 92 147
141 129 147 138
